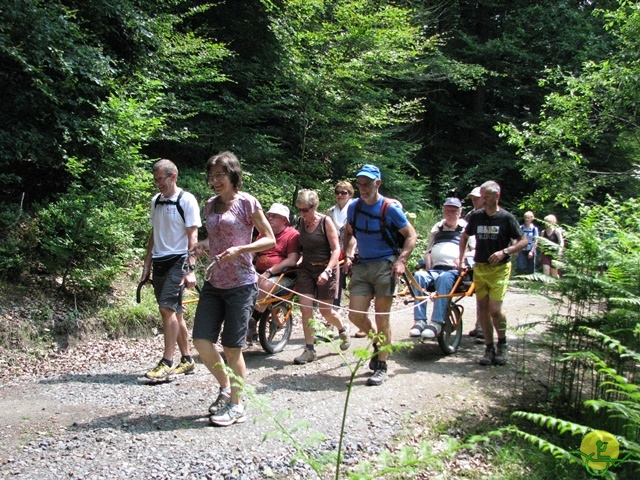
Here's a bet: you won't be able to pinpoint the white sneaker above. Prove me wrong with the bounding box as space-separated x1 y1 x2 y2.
209 403 246 427
409 321 427 337
420 322 443 339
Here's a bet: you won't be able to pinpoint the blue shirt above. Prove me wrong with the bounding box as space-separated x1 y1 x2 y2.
347 197 409 263
520 224 539 252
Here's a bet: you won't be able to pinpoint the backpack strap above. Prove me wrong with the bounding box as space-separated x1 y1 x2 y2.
379 198 401 254
350 197 401 255
154 190 186 223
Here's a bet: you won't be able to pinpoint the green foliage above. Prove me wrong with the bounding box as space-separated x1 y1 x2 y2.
247 0 431 202
0 0 231 289
499 1 640 211
472 339 640 477
480 196 640 477
0 0 115 200
406 208 441 270
416 0 609 207
99 283 160 337
34 84 165 290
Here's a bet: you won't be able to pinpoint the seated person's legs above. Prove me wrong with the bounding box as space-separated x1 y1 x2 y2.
422 270 459 339
409 270 437 337
249 275 294 341
255 275 294 313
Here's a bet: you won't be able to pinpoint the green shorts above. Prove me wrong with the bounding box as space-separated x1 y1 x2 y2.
473 262 511 301
349 257 396 298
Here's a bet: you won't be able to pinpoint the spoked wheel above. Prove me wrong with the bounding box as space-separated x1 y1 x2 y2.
258 302 294 354
437 303 463 354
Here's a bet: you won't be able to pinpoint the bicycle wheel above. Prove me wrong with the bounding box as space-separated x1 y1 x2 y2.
437 303 463 354
258 302 293 354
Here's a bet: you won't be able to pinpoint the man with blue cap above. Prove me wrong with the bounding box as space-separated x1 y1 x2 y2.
342 164 417 386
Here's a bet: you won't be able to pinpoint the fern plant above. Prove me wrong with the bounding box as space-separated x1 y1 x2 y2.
470 330 640 477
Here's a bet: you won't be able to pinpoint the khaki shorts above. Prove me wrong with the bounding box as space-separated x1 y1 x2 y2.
349 257 396 298
473 262 511 301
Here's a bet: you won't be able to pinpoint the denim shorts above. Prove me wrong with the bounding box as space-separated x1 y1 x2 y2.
152 254 187 313
349 257 396 298
193 281 259 348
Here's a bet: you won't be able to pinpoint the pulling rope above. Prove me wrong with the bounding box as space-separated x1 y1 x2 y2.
192 253 463 317
253 275 432 317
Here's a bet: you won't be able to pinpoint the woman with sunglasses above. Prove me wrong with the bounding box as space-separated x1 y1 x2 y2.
327 181 365 338
293 189 351 365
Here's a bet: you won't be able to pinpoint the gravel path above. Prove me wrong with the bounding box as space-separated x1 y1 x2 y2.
0 290 551 479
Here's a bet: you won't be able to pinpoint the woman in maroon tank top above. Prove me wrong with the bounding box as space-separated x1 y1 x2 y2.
540 214 564 279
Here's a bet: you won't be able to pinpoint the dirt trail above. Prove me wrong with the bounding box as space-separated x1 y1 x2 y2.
0 289 551 478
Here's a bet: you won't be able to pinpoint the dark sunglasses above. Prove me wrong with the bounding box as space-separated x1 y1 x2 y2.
297 207 312 213
335 191 349 195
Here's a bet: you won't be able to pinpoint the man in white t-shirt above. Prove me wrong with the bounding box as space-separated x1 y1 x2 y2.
141 159 202 381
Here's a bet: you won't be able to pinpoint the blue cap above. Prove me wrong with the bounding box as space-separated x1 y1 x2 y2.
443 197 462 208
356 164 381 180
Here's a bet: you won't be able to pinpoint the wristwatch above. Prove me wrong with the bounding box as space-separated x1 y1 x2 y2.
502 248 509 256
324 268 333 278
265 268 272 277
187 264 196 271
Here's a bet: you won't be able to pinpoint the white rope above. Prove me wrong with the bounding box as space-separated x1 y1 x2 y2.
255 275 432 317
193 253 437 317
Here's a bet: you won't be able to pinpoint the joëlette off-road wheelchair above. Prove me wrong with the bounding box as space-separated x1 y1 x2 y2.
398 264 475 354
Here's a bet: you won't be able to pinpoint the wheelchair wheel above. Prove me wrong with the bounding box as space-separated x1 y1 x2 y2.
437 303 463 355
258 302 293 354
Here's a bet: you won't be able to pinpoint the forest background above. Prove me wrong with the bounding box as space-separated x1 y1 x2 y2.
2 1 640 476
2 0 639 292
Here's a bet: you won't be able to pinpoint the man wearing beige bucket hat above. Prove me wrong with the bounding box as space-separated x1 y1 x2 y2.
251 203 300 329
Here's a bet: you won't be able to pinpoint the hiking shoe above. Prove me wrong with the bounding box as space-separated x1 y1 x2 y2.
367 364 388 386
339 329 351 351
468 328 479 337
479 345 496 366
145 359 173 380
420 322 443 339
209 404 246 427
293 348 317 365
494 343 509 365
173 357 195 375
369 344 379 371
409 321 427 337
475 329 485 344
208 389 231 415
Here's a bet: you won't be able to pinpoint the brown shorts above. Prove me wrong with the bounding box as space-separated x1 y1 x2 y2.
295 264 338 301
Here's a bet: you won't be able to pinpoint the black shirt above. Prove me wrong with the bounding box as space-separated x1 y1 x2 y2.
465 208 523 263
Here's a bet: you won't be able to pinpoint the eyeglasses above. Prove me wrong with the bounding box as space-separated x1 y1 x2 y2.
266 213 284 220
297 207 312 213
207 172 228 182
335 191 349 196
356 181 374 188
154 174 172 184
